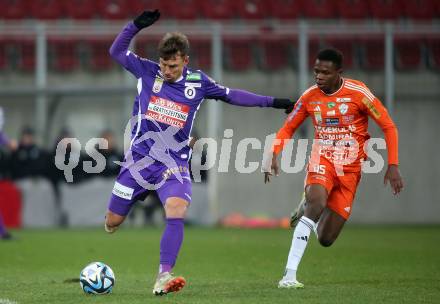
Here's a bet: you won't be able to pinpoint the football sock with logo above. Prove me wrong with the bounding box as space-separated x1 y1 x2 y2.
284 216 316 280
159 218 184 274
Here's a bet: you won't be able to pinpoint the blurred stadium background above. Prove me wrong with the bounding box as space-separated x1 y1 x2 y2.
0 0 439 230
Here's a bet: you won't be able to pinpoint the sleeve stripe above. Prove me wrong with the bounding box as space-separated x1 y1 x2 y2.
345 83 375 101
129 79 143 150
288 99 303 121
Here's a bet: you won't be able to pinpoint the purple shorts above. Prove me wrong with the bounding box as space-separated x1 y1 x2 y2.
108 150 192 216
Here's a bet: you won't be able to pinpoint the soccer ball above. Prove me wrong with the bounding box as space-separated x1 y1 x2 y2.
79 262 115 294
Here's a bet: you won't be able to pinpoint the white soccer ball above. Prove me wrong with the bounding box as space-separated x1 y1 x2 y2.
79 262 115 294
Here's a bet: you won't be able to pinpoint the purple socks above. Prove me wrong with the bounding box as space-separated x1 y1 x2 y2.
159 218 184 274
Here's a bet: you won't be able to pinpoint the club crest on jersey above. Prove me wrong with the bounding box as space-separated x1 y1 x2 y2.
339 103 348 115
152 76 164 93
184 82 201 99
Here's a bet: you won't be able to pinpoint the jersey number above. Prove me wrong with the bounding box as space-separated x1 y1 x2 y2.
312 164 326 174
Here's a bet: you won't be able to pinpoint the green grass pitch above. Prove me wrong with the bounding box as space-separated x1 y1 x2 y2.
1 226 439 304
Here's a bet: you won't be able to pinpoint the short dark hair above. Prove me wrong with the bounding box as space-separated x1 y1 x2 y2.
316 48 343 69
158 32 190 60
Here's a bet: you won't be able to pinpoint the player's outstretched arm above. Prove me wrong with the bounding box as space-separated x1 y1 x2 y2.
222 89 294 111
109 10 160 71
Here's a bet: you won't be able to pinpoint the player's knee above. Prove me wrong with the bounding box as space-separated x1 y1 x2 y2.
304 196 326 219
165 197 188 218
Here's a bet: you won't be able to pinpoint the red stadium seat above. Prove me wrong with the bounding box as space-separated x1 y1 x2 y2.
135 36 161 60
368 0 401 20
164 0 200 20
394 37 423 70
426 36 440 70
85 38 115 71
224 37 254 71
13 38 35 71
259 36 292 70
323 37 356 69
200 0 234 20
0 0 29 19
48 38 79 72
234 0 269 20
269 0 303 19
96 0 130 20
64 0 97 20
129 1 168 19
302 0 337 19
189 38 212 70
435 1 440 17
360 37 384 70
402 0 435 20
335 0 370 19
29 0 64 20
0 38 8 70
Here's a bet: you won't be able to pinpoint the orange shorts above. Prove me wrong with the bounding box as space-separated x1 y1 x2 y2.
305 158 361 220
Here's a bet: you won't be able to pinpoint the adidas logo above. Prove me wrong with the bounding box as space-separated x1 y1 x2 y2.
314 106 321 112
297 236 308 241
344 207 351 212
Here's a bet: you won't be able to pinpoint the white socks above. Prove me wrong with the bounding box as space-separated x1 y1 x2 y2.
284 216 316 280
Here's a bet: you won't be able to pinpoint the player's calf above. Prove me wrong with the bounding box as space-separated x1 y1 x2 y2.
318 236 335 247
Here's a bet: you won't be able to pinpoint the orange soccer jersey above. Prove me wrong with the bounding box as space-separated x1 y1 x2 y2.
273 78 399 170
273 78 399 219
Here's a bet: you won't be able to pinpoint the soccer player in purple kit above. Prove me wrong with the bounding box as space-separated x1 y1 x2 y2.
105 10 294 295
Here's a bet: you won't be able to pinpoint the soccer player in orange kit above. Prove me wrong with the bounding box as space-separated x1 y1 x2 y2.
264 48 404 289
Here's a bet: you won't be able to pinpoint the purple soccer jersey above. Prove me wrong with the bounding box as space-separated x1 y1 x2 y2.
109 22 274 163
108 22 276 215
